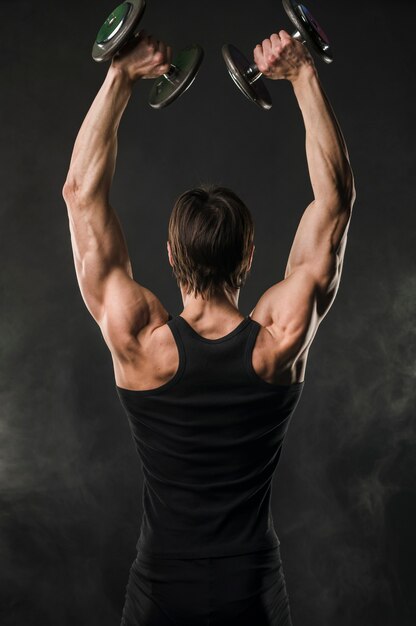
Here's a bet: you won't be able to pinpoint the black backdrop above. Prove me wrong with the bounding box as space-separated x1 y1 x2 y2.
1 1 415 624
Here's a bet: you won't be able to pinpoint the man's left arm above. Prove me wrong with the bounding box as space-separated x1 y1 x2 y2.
62 34 172 356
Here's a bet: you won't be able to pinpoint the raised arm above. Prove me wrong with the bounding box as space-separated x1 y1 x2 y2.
62 34 172 354
250 31 356 369
282 35 355 288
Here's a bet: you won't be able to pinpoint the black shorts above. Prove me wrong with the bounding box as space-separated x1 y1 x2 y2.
120 545 293 626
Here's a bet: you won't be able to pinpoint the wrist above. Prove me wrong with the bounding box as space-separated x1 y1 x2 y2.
107 64 136 93
290 63 317 90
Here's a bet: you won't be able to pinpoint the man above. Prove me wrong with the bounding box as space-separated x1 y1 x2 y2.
63 28 355 626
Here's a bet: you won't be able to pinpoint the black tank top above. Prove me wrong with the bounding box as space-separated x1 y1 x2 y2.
116 314 304 559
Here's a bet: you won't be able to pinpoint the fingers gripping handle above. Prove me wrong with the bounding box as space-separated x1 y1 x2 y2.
246 30 304 84
222 0 332 110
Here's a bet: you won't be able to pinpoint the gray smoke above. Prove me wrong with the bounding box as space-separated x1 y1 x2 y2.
275 265 416 625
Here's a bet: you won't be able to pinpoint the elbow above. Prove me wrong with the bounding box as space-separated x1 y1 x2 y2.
62 173 82 204
62 178 75 203
62 176 92 209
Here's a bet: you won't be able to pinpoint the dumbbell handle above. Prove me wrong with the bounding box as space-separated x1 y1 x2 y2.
131 31 182 84
245 30 304 84
161 64 179 84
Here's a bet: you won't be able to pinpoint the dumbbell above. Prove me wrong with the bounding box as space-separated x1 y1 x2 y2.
92 0 204 109
222 0 333 110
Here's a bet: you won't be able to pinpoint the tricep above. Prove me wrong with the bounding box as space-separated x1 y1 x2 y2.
252 203 353 362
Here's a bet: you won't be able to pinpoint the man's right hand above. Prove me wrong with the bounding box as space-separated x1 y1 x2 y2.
111 31 173 84
253 30 315 83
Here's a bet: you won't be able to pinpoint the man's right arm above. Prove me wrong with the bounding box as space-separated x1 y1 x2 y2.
250 30 356 365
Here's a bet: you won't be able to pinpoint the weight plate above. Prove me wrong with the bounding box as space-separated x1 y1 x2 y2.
148 45 204 109
222 44 272 111
282 0 333 64
92 0 146 62
96 3 131 45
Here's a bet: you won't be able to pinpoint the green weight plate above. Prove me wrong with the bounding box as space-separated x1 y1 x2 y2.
283 0 333 64
148 45 204 109
96 3 131 45
222 44 272 111
92 0 146 63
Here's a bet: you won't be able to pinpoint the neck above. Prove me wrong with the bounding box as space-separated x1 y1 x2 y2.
180 286 241 318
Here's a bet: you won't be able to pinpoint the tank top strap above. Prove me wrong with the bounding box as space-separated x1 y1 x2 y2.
166 313 186 363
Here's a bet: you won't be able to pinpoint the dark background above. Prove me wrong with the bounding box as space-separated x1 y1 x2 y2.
1 0 415 624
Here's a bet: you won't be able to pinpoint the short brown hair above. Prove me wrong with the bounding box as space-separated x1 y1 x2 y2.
168 185 255 300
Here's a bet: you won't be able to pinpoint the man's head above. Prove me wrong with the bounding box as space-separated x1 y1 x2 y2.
167 185 255 301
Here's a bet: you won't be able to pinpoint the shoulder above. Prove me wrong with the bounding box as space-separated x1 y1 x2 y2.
103 292 171 362
249 308 309 384
250 268 322 352
111 314 179 390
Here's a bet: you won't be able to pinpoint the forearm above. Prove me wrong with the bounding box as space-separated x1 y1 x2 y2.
63 66 133 207
292 66 355 211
